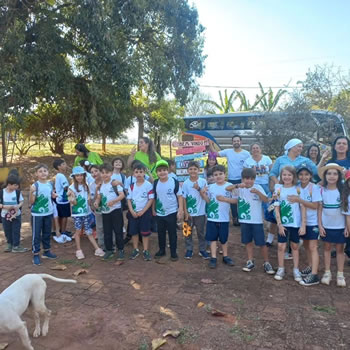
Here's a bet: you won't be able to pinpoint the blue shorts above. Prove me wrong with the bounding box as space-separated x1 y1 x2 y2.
128 208 152 237
57 203 71 218
206 221 229 244
241 223 266 246
321 228 346 244
302 225 319 240
73 216 92 235
278 226 300 244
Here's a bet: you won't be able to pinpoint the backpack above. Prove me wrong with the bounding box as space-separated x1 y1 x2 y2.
153 178 180 201
111 175 128 211
0 189 21 223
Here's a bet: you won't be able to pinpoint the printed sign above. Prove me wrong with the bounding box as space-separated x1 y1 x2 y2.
176 146 206 155
172 140 209 148
176 159 205 169
174 153 206 161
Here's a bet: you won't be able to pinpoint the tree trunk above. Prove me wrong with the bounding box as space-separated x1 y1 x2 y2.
49 138 65 155
1 121 7 167
138 117 144 141
169 139 172 159
156 135 161 155
102 135 106 152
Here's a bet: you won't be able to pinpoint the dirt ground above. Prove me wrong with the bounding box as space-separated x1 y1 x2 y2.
0 197 350 350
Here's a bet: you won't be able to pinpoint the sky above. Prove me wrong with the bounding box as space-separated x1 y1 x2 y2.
127 0 350 141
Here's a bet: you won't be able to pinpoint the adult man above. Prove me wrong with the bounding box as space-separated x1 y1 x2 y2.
210 135 250 225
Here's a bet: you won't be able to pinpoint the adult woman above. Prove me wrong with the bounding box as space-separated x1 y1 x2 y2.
306 144 321 165
127 137 162 179
243 143 272 194
74 144 103 167
326 136 350 170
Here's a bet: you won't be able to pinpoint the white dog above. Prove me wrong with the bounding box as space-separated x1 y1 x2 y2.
0 274 77 350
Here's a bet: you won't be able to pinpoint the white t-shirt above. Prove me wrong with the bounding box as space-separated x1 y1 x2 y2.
243 156 272 185
127 180 154 212
236 184 266 224
125 175 150 190
274 184 301 228
168 172 178 180
68 184 90 217
206 182 232 222
155 178 180 217
218 148 250 180
99 180 123 214
111 172 126 185
299 183 322 226
86 172 94 186
55 173 69 204
1 189 23 218
321 188 345 229
182 177 207 216
31 182 54 216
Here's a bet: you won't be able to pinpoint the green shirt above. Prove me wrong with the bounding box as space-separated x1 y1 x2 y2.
134 151 161 179
74 151 103 167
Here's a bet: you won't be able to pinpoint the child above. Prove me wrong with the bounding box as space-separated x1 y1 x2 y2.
226 168 275 274
94 163 125 260
200 165 234 269
288 163 322 286
0 174 28 253
204 152 218 179
182 161 209 259
53 158 71 242
168 160 178 180
152 160 183 261
30 164 58 266
273 166 306 282
111 157 126 185
127 163 154 261
68 166 104 259
89 165 104 250
318 163 347 287
206 168 215 185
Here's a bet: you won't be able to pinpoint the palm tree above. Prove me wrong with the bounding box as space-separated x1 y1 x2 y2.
236 90 267 111
202 89 237 114
257 82 287 111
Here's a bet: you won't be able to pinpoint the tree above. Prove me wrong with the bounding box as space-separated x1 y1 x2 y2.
185 90 212 116
236 90 266 111
256 82 287 111
202 89 236 114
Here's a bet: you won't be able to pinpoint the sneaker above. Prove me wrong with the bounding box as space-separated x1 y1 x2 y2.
130 249 140 260
53 235 66 244
299 274 320 286
33 254 41 266
293 269 302 282
94 248 104 257
209 257 217 269
12 246 29 253
223 256 234 266
42 251 57 259
154 250 166 259
62 234 72 242
263 262 275 275
284 252 293 260
143 250 152 261
76 250 85 260
301 266 312 277
242 260 255 272
321 272 332 285
116 249 125 261
274 267 285 281
62 231 73 238
184 250 193 260
103 250 114 260
337 275 346 287
171 253 179 262
199 250 210 259
4 244 12 252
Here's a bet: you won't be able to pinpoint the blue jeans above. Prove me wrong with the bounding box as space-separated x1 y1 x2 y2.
228 179 241 221
32 215 52 254
3 215 22 247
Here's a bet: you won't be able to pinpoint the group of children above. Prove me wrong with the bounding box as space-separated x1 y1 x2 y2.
1 152 349 288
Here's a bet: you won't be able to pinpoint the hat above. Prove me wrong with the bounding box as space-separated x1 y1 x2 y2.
296 163 313 175
70 166 86 178
345 170 350 182
318 163 344 179
284 138 302 155
84 160 90 166
155 159 169 170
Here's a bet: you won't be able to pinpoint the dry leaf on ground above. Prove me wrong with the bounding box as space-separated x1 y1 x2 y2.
197 301 205 308
130 280 141 290
151 338 167 350
162 330 181 338
73 269 88 276
211 308 237 324
50 264 67 271
201 278 216 284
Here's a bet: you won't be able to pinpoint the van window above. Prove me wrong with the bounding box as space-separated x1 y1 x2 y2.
207 119 224 130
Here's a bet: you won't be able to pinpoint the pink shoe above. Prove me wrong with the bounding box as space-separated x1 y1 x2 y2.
76 250 85 260
94 248 104 257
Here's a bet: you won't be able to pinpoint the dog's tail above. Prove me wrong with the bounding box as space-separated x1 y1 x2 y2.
39 274 77 284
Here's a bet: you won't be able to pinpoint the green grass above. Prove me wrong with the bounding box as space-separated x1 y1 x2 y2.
312 305 336 315
176 327 197 345
57 259 91 268
138 342 149 350
229 325 256 343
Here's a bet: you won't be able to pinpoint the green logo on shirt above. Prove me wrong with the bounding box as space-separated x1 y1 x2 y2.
206 199 219 219
32 194 49 214
238 198 251 220
100 193 109 212
131 199 136 211
156 198 165 215
280 200 294 224
72 195 87 215
186 195 198 214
